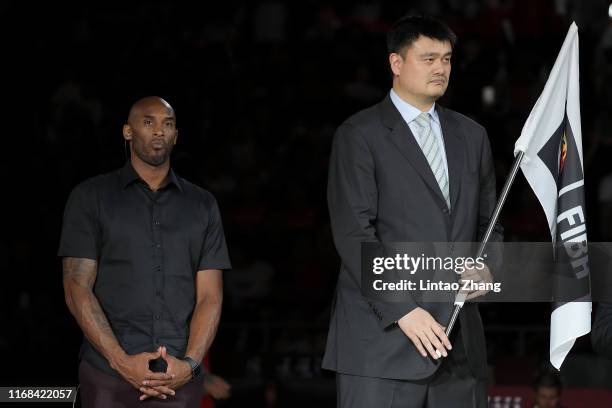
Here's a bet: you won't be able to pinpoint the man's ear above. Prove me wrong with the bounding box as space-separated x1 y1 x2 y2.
123 124 132 141
173 129 178 145
389 53 403 76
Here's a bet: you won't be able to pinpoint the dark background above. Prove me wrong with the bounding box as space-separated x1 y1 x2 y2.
1 0 612 406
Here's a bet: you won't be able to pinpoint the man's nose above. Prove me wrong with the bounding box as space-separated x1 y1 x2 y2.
152 124 164 136
432 59 446 75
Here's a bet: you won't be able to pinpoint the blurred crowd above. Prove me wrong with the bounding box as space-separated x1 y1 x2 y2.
2 0 612 405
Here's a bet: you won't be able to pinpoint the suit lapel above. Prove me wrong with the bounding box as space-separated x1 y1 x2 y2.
379 95 448 207
436 105 464 211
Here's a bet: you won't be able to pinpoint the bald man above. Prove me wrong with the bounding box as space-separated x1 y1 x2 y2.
59 97 232 407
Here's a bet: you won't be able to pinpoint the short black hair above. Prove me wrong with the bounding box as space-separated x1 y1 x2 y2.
387 15 457 56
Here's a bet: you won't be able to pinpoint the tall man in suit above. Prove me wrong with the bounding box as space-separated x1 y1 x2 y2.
323 15 503 407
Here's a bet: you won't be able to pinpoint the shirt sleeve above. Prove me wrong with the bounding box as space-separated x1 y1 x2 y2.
57 181 100 260
197 196 232 271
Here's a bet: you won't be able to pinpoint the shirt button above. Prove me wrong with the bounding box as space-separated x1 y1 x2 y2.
156 290 161 297
155 243 161 249
154 219 160 225
157 266 162 271
155 314 160 320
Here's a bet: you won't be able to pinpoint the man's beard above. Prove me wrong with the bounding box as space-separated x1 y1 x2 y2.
133 140 173 166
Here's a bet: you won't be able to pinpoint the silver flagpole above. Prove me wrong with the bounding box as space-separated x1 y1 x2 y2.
444 151 525 337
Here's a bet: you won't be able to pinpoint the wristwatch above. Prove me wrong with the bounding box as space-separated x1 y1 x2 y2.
181 356 201 379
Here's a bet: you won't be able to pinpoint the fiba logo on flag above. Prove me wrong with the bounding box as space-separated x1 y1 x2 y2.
538 114 589 280
554 129 588 279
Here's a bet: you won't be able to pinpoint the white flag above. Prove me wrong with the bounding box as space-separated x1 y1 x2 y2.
514 22 591 370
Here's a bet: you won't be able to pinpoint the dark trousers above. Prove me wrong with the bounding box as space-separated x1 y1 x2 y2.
336 331 487 408
79 359 204 408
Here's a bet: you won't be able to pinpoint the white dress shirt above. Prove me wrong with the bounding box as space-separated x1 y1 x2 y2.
389 89 449 181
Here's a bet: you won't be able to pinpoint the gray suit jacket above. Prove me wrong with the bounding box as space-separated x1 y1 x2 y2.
322 94 503 380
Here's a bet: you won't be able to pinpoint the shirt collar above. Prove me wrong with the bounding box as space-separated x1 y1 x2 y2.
119 161 183 192
165 167 183 192
389 89 440 126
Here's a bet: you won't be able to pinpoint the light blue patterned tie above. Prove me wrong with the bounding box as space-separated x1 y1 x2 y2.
414 113 450 209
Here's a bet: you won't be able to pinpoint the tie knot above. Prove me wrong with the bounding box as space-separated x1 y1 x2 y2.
414 113 431 129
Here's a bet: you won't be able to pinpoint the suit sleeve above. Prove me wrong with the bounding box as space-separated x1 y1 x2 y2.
327 122 417 329
592 302 612 358
478 129 504 269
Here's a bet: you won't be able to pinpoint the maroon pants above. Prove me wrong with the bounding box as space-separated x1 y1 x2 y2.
78 359 204 408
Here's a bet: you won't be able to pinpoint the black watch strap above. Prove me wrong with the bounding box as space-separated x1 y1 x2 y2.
182 356 201 379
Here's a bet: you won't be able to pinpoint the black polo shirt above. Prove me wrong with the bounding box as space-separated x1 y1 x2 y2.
58 161 231 377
